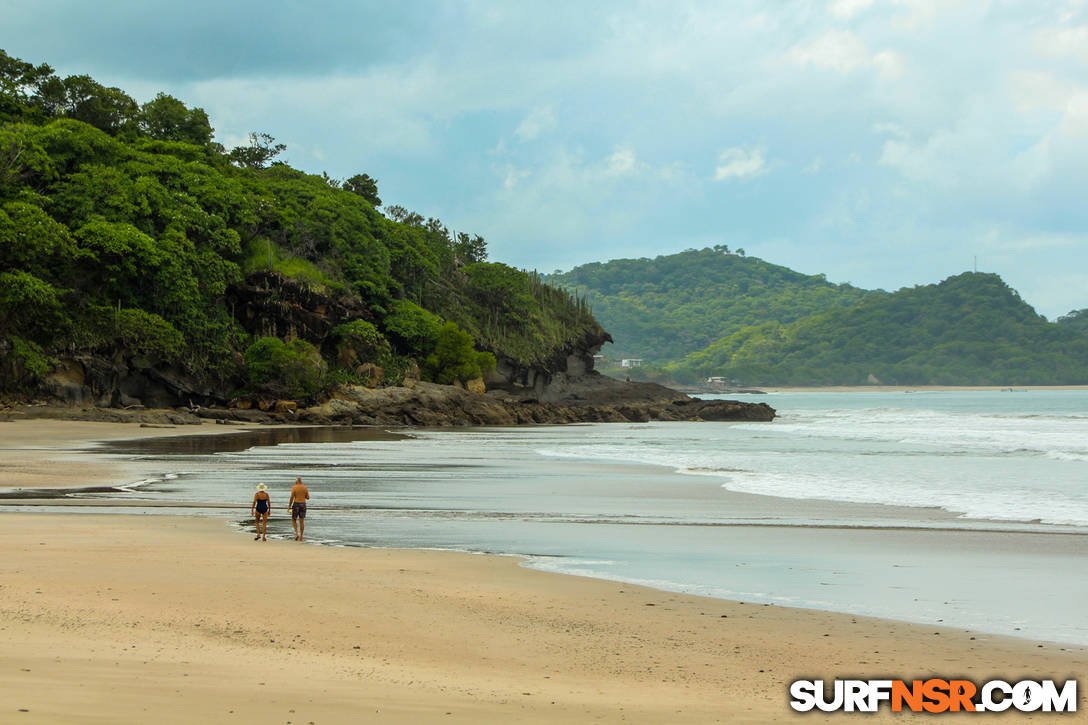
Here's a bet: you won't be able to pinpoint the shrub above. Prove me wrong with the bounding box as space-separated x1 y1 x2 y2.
332 319 390 361
422 322 496 385
244 336 326 398
382 299 442 357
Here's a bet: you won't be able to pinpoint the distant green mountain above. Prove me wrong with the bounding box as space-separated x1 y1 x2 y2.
668 272 1088 386
546 246 876 361
549 247 1087 386
1057 308 1088 335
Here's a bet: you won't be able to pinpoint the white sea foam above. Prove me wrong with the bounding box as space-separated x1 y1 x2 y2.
535 396 1088 527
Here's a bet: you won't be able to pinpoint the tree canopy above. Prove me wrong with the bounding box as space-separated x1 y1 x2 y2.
0 48 605 400
547 247 875 362
665 273 1088 386
550 248 1087 386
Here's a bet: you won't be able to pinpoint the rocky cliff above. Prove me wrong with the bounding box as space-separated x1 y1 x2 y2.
10 270 774 425
3 379 774 426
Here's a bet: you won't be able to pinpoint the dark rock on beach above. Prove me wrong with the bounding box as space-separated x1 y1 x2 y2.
1 372 774 427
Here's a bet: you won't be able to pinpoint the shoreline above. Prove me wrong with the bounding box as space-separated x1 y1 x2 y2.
2 419 1087 721
0 419 268 490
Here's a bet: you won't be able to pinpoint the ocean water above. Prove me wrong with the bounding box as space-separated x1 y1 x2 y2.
48 390 1088 645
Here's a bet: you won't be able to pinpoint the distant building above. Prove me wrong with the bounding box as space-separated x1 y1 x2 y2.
621 358 643 368
705 376 745 387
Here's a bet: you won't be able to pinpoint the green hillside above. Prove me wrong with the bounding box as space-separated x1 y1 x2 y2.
547 246 876 361
0 49 603 401
668 272 1088 386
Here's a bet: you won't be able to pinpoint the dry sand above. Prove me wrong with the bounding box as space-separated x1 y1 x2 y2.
1 420 1085 723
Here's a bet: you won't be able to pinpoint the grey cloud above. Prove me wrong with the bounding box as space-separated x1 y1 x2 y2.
1 0 440 81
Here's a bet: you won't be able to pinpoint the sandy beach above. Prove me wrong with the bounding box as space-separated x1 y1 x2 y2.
0 419 263 490
1 419 1086 722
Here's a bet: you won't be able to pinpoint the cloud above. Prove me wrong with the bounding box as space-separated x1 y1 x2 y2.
605 147 638 176
1032 24 1088 63
515 106 558 141
784 30 872 73
0 0 440 82
889 0 980 31
783 30 904 79
5 1 1088 318
501 165 532 190
830 0 876 20
714 147 768 181
1007 71 1074 113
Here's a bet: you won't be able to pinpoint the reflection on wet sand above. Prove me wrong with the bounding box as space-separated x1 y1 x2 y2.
101 425 407 455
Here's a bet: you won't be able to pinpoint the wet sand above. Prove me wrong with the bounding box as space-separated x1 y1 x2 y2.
0 419 401 491
0 419 260 490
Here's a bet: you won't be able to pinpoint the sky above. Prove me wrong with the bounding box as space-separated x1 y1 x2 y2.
3 0 1087 318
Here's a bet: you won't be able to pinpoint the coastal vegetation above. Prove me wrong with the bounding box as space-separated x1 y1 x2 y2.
551 250 1088 387
0 49 604 402
547 246 876 362
669 272 1088 385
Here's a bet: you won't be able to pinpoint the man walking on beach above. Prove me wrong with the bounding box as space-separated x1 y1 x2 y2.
288 477 310 541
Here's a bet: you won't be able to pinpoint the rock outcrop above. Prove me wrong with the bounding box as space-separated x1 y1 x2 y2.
292 379 774 426
8 269 775 425
3 377 774 427
485 325 613 402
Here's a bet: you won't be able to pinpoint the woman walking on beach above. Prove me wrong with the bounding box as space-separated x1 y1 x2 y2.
251 483 271 541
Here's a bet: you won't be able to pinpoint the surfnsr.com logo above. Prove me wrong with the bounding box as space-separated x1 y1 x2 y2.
789 679 1077 713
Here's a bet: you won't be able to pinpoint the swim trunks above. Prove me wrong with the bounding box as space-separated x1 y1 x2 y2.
291 501 307 519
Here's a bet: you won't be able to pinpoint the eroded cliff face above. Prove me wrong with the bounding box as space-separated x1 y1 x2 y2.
22 272 373 410
227 271 372 347
485 325 614 402
39 354 221 409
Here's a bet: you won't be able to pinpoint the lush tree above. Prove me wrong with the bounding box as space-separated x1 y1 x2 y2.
0 127 54 191
35 74 139 134
110 308 184 357
333 319 391 361
547 247 874 362
137 93 213 145
0 269 63 339
229 132 285 169
0 49 54 120
342 173 381 206
244 337 326 398
382 299 442 356
454 232 487 265
422 322 496 385
667 273 1088 386
0 47 609 400
0 201 77 277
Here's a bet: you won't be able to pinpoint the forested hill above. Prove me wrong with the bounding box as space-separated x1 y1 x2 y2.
0 49 605 405
548 248 1087 387
669 272 1088 386
546 247 877 361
